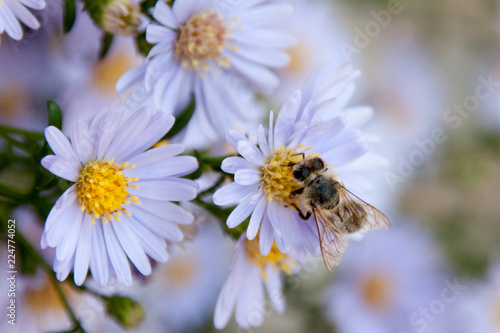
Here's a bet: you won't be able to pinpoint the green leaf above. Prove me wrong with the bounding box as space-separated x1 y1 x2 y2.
99 33 114 59
63 0 77 33
163 97 196 139
136 32 154 57
47 101 63 130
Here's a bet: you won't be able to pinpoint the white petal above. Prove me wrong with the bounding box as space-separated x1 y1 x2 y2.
89 223 109 287
227 200 256 228
41 155 79 181
44 126 80 167
238 3 293 26
234 168 261 186
153 0 179 28
71 119 94 164
112 218 151 276
247 195 267 240
221 156 253 174
115 113 175 162
127 143 185 167
73 215 92 286
135 198 194 225
90 110 122 158
103 108 152 161
128 205 184 241
130 178 198 201
0 4 22 40
259 216 274 256
45 198 81 247
116 64 147 94
236 140 265 166
146 23 176 44
18 0 45 10
55 208 83 262
102 223 132 287
231 28 296 49
126 220 168 263
226 130 247 151
230 46 289 68
213 183 257 206
230 55 279 94
264 266 285 313
322 143 369 167
257 124 270 157
130 155 198 179
43 186 77 234
274 90 301 149
7 0 39 29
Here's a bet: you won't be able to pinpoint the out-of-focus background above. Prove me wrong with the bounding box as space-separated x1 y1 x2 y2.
1 0 500 332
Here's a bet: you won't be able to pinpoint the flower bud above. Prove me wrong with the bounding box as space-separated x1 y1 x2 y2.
101 0 141 35
106 295 144 329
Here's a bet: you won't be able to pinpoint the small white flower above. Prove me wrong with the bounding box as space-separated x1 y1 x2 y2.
116 0 295 136
324 223 446 333
213 60 386 258
40 107 199 287
214 235 296 330
0 0 45 41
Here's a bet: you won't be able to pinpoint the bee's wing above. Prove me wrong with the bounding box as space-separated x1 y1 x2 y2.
339 186 391 232
313 209 348 272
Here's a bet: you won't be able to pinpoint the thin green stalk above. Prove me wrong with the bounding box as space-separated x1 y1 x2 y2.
0 125 44 140
16 231 86 333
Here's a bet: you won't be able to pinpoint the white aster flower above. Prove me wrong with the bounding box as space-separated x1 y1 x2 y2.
449 260 500 333
0 0 45 41
324 222 447 333
116 0 295 136
213 60 386 258
214 235 296 330
40 107 199 287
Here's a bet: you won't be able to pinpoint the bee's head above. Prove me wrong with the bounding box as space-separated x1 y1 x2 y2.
292 157 325 181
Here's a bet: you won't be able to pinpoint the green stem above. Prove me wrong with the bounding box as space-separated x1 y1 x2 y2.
16 231 86 333
0 125 44 141
0 183 28 202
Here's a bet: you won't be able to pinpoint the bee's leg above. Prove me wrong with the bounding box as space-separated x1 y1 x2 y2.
291 152 305 160
291 203 312 220
290 188 304 197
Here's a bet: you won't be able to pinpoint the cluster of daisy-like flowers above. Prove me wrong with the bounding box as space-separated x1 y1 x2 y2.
1 0 391 331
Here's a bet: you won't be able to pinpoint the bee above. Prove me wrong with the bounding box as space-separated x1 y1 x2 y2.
286 155 391 271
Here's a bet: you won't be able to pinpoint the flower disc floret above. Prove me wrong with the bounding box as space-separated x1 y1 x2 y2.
174 8 233 71
77 160 139 224
244 237 295 278
261 146 307 205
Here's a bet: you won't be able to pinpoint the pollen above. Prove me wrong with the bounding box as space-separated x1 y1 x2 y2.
245 236 296 280
261 146 306 206
174 8 236 72
76 160 140 224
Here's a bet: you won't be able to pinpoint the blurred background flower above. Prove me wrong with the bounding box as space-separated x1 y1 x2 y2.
1 0 500 332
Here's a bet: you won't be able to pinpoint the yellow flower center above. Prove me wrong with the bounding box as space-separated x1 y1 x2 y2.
160 256 197 289
361 272 393 310
261 146 307 206
77 160 139 224
0 84 28 119
245 236 296 280
174 8 238 72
